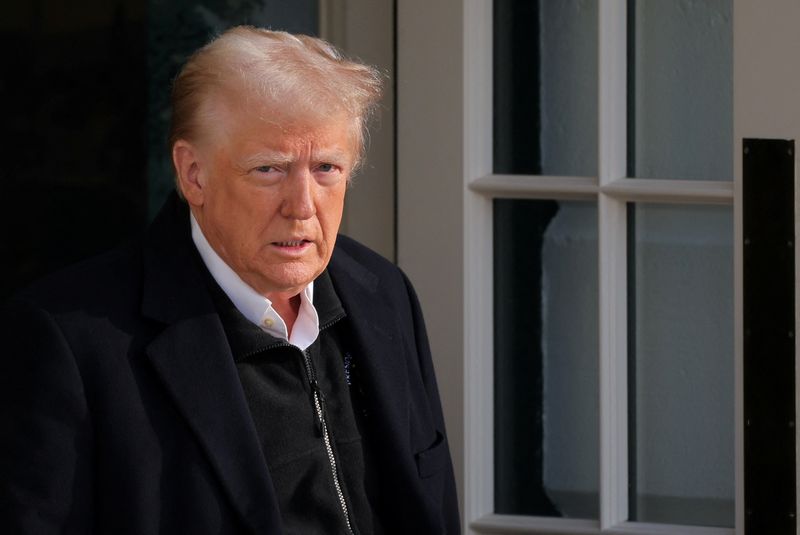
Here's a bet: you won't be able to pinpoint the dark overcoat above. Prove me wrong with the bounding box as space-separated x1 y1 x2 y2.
0 195 460 534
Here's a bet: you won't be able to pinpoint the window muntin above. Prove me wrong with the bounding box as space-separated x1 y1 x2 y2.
489 0 734 532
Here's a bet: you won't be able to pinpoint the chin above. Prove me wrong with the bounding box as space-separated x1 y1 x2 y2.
264 269 320 293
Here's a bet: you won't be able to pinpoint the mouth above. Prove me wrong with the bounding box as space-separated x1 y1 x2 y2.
272 239 310 247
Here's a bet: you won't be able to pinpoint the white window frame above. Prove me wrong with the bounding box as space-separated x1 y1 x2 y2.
397 1 749 534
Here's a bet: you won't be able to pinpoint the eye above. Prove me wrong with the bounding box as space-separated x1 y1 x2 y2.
314 162 346 186
248 164 284 185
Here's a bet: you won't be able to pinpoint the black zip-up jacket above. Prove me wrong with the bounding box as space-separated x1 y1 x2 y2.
211 267 379 534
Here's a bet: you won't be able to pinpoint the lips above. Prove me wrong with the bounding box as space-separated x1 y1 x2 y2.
272 239 311 248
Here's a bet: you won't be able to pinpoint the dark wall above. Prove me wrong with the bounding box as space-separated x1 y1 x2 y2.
0 0 148 298
0 0 318 298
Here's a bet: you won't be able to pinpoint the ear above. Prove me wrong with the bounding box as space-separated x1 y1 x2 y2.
172 140 206 206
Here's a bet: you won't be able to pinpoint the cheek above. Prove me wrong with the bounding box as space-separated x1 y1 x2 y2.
213 201 265 253
233 193 281 230
320 206 345 240
321 186 347 225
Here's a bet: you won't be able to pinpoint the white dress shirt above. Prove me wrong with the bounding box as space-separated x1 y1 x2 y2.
190 215 320 350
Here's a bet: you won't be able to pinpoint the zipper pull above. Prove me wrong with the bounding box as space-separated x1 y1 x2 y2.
310 379 325 435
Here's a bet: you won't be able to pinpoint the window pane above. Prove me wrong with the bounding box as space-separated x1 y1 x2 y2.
494 0 597 176
629 0 732 180
494 199 598 518
630 203 734 527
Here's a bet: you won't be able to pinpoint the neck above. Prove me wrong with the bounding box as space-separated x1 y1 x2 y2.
270 294 302 335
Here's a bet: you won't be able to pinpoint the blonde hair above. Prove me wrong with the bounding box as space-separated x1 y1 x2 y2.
169 26 383 168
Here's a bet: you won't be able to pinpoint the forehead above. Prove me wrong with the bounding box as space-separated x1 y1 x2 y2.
198 86 359 156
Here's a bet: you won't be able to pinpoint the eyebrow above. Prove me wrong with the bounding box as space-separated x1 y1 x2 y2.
239 149 352 169
311 149 351 163
239 151 294 169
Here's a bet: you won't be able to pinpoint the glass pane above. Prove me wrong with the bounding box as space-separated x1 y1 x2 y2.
629 0 732 180
494 200 598 518
494 0 597 176
630 203 734 527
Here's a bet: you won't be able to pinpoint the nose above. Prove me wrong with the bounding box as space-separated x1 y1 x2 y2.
279 168 316 220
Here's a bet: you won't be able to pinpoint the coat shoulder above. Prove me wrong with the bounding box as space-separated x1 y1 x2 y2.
9 240 144 316
333 234 397 275
330 234 414 301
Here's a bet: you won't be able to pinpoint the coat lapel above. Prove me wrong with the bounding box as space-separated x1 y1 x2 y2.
328 242 447 532
327 244 414 470
140 196 281 534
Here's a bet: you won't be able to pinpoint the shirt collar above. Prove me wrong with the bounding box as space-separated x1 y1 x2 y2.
190 214 320 350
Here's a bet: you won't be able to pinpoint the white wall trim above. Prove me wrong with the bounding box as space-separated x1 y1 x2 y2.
397 0 467 523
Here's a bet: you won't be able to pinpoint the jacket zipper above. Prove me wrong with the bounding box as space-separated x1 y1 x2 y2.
301 347 356 535
238 314 353 533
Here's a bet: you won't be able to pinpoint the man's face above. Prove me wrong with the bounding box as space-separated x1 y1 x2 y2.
183 99 357 300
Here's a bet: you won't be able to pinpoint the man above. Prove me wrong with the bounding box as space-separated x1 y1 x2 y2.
1 27 459 534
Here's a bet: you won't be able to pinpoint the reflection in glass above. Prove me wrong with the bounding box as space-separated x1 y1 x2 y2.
629 0 732 180
494 0 597 176
540 0 597 176
630 203 734 526
494 200 598 518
